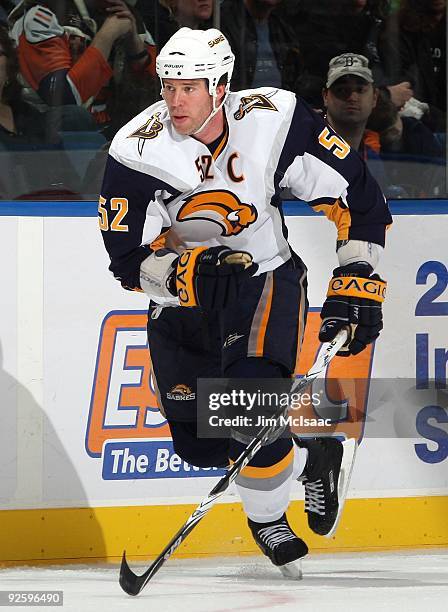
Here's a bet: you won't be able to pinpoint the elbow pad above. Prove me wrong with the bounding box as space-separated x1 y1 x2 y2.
337 240 383 270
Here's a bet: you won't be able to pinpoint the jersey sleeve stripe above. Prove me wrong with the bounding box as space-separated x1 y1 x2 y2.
312 200 351 241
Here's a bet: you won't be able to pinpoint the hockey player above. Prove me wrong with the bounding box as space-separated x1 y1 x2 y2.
99 28 391 575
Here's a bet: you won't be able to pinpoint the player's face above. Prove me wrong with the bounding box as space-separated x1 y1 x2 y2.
324 77 377 126
162 79 214 135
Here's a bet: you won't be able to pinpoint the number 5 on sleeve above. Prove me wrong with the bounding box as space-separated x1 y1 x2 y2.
318 127 350 160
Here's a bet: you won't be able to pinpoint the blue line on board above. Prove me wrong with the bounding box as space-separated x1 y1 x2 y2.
1 199 447 217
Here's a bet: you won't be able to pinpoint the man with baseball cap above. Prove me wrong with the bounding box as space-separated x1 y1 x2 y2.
326 53 374 89
323 53 378 152
322 52 388 191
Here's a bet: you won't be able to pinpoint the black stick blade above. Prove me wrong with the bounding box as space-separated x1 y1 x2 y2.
119 551 147 596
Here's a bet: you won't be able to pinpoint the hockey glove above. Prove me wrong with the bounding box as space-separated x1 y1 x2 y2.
319 263 386 356
174 246 258 310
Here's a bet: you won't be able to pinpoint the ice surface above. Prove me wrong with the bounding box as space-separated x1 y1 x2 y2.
1 550 447 612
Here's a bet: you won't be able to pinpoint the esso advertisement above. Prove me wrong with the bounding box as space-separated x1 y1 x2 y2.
86 311 224 480
86 309 375 481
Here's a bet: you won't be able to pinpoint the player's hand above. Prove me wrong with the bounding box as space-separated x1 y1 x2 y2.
174 246 258 310
318 263 386 356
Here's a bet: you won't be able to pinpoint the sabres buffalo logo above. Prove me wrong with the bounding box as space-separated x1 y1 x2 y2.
170 384 192 395
234 92 278 120
176 190 258 236
128 112 163 156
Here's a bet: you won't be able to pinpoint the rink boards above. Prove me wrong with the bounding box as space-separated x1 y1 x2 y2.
0 201 447 563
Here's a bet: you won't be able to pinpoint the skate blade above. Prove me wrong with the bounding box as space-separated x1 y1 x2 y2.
324 438 357 539
279 560 303 580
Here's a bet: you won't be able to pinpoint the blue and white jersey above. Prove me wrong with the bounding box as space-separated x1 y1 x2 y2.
99 87 391 290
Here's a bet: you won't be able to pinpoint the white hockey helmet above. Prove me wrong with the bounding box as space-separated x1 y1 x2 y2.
156 27 235 99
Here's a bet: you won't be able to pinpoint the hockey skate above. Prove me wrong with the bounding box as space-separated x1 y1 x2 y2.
248 513 308 579
294 436 357 538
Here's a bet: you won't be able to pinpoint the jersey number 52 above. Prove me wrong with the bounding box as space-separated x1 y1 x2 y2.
98 196 129 232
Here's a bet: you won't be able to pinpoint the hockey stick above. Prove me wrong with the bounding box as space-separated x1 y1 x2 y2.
119 328 349 596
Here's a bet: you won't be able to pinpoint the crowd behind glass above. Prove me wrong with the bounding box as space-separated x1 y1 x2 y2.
0 0 445 201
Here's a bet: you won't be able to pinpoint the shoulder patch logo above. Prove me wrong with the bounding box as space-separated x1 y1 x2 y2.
177 190 258 236
128 112 163 156
234 91 278 120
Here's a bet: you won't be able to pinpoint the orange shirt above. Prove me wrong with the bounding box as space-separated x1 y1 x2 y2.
15 4 156 126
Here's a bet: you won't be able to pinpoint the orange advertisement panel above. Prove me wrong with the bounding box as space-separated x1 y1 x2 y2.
86 309 374 457
86 311 170 457
294 309 374 440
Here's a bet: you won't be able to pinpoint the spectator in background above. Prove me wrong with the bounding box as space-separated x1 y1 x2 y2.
220 0 304 92
295 1 414 111
140 1 213 50
160 0 213 30
322 53 388 192
323 54 379 154
9 0 157 136
295 1 390 83
367 92 444 196
0 25 80 198
0 24 48 144
379 0 446 131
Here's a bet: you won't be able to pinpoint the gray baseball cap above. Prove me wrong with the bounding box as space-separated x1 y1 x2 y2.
326 53 374 88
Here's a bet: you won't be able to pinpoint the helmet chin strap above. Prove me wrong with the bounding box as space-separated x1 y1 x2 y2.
191 91 226 136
